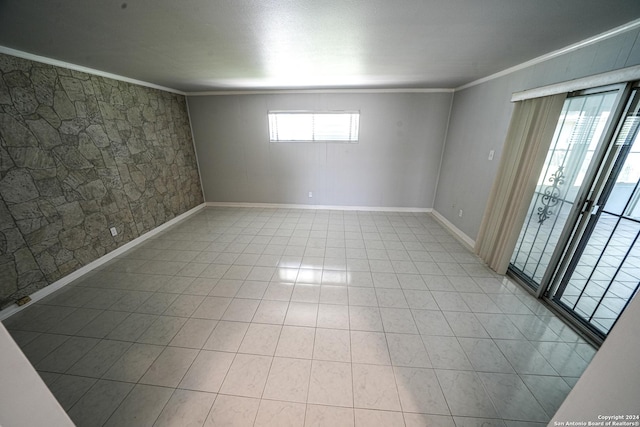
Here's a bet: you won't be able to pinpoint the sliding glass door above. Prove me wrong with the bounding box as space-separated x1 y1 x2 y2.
551 88 640 337
508 83 640 342
509 90 619 290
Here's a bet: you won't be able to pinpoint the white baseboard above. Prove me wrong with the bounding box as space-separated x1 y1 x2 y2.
430 210 476 251
205 201 433 213
0 203 206 321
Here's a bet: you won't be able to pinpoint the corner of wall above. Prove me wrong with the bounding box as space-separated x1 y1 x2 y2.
431 91 456 210
184 96 206 202
430 209 476 251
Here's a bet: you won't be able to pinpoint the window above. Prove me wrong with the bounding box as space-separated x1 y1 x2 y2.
268 111 360 143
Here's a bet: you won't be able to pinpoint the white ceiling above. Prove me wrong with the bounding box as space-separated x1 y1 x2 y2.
1 1 640 92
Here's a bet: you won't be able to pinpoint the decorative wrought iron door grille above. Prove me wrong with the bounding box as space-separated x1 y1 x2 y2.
510 92 617 288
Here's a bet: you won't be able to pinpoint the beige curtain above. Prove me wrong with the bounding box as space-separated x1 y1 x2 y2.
475 93 567 274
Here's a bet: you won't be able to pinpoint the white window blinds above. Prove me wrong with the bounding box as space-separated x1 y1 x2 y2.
268 111 360 143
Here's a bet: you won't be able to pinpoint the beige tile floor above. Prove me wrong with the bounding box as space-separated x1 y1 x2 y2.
2 207 597 427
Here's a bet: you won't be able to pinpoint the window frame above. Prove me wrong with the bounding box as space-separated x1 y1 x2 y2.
267 110 360 143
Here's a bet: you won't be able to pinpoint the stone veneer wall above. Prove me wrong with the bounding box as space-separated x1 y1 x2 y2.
0 53 203 308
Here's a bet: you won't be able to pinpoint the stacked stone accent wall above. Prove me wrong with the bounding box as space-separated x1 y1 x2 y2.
0 53 203 308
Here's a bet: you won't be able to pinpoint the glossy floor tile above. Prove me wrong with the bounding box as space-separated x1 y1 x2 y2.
2 207 595 426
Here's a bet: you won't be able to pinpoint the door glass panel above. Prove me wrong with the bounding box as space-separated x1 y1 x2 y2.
510 91 618 289
554 91 640 335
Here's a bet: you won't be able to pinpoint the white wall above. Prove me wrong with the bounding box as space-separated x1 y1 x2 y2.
0 323 74 427
435 27 640 240
187 92 453 208
551 293 640 420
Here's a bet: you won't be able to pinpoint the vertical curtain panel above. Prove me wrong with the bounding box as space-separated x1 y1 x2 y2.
475 93 567 274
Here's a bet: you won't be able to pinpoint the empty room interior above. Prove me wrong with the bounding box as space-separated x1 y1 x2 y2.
2 1 640 426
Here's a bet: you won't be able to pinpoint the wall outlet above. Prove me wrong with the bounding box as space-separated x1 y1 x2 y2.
16 296 32 306
308 192 313 198
110 227 118 236
458 209 463 218
488 150 495 161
